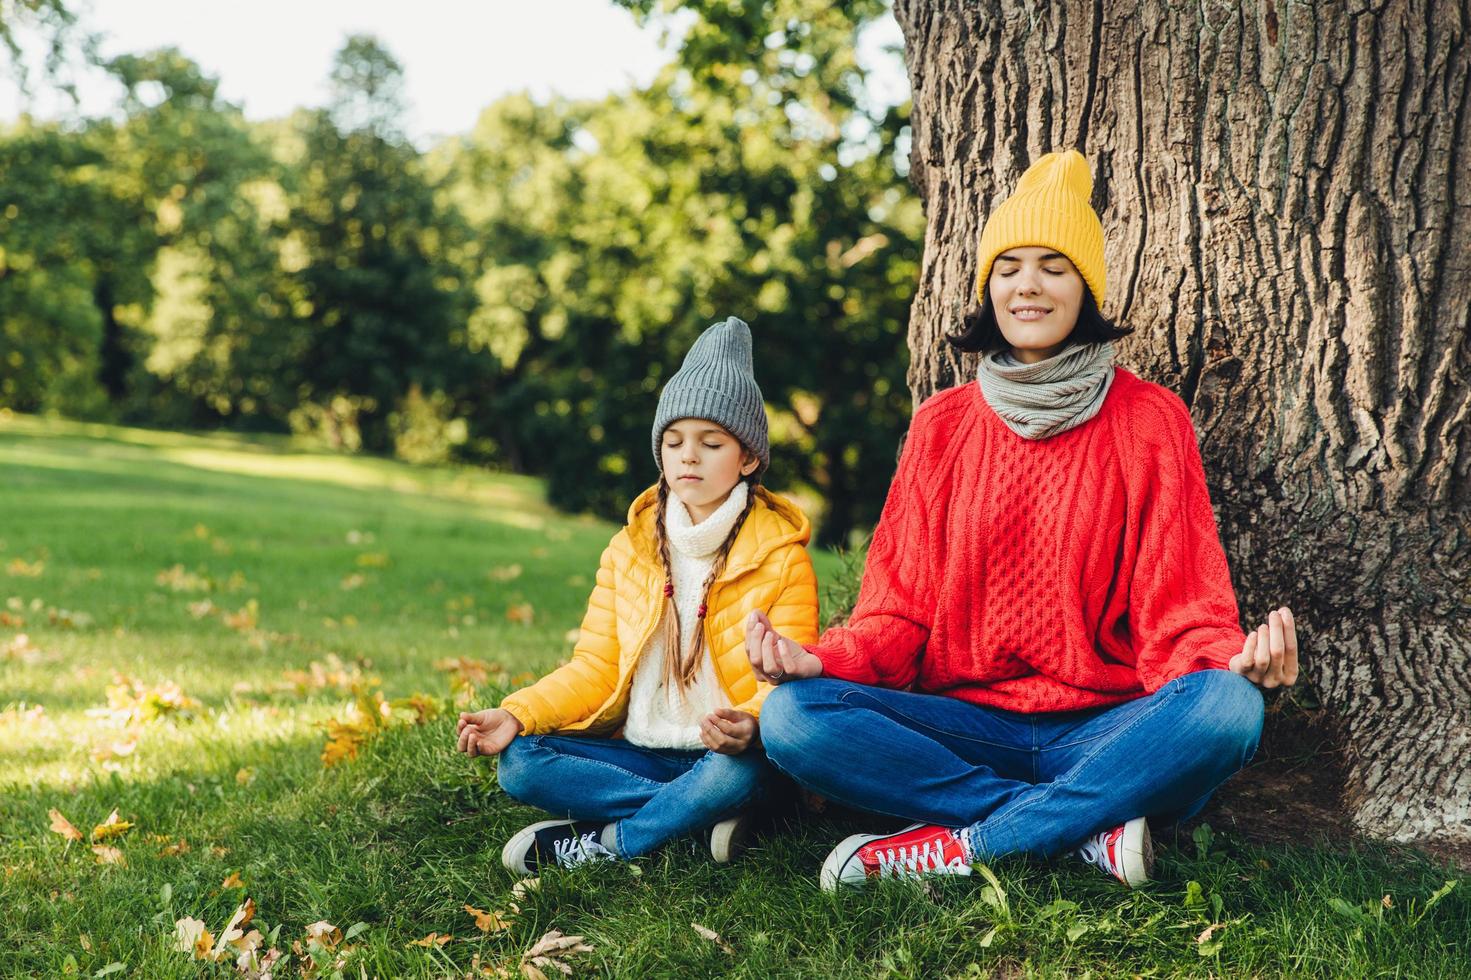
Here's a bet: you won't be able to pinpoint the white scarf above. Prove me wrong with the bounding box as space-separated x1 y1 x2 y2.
622 481 749 749
665 479 749 560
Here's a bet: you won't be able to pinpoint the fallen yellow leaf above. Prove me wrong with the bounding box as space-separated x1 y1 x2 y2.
91 809 133 842
48 808 83 842
409 932 452 947
159 839 191 857
464 904 512 933
221 871 245 889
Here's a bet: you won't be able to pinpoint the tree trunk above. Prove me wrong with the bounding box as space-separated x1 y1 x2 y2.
892 0 1471 847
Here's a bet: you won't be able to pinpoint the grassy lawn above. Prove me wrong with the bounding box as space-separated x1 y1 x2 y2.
1 414 1465 978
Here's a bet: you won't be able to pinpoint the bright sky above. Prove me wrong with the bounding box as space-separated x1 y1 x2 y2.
1 0 907 146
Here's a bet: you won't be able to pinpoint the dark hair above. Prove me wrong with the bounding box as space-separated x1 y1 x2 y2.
946 287 1133 354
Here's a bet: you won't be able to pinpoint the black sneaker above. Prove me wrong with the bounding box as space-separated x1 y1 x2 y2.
501 820 615 874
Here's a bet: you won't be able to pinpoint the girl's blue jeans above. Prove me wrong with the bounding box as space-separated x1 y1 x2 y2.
496 734 771 858
759 668 1264 859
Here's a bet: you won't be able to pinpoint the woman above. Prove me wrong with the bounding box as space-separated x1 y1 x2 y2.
744 150 1299 890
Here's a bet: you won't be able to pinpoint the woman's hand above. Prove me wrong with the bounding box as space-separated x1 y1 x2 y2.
744 610 823 684
701 707 757 755
455 707 523 758
1228 607 1299 689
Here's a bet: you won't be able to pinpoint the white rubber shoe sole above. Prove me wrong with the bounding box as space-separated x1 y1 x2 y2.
708 812 752 864
1114 817 1155 887
500 819 576 874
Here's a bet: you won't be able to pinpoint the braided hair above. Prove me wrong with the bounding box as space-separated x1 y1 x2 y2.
653 475 759 692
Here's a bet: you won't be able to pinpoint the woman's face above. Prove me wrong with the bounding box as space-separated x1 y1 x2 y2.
660 418 758 523
987 247 1086 363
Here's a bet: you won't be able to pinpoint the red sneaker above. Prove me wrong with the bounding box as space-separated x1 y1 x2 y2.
819 823 972 891
1074 817 1153 887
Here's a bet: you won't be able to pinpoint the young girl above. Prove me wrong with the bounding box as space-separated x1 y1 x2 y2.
455 315 819 872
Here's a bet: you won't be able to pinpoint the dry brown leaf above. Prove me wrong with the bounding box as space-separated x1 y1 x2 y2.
304 921 342 946
465 904 513 933
48 808 83 842
221 871 245 889
214 899 258 956
505 603 535 625
223 599 259 632
174 917 216 960
520 930 594 978
409 932 453 947
1196 923 1222 944
91 845 125 865
691 922 733 955
158 839 191 857
188 599 218 619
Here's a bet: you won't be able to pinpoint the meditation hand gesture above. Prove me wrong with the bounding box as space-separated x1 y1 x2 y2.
744 610 822 684
1227 607 1300 689
700 707 758 754
455 707 524 758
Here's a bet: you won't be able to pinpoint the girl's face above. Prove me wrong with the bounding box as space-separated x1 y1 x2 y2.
988 246 1086 363
660 418 759 523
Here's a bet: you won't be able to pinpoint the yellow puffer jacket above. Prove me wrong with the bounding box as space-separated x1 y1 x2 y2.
499 484 819 736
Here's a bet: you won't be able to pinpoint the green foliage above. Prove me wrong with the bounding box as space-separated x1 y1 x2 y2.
1 5 917 542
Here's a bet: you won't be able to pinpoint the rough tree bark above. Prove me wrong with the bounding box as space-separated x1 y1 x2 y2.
891 0 1471 847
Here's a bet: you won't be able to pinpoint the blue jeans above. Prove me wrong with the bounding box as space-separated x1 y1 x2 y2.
759 669 1263 860
496 734 771 858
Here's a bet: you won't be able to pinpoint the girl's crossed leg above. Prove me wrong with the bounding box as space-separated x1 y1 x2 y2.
496 733 770 859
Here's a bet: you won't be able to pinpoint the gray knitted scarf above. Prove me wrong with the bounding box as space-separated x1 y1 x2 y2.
976 342 1117 440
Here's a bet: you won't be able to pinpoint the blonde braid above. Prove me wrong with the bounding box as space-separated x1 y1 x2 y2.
673 479 758 689
654 479 684 693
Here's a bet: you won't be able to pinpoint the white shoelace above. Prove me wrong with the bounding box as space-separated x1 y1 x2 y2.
1075 831 1113 871
552 831 613 868
873 840 970 878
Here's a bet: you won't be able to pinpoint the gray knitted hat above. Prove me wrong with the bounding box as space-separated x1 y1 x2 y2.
651 316 769 474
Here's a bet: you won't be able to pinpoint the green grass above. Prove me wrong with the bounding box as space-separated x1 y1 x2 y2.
1 414 1466 978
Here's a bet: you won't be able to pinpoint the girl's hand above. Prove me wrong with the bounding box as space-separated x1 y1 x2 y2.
744 610 823 684
701 707 757 755
1228 607 1299 689
455 708 523 758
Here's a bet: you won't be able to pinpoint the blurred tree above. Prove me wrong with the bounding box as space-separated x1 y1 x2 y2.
286 35 474 452
0 122 122 414
450 1 919 544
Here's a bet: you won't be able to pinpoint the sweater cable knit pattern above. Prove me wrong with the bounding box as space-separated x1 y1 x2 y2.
810 370 1245 713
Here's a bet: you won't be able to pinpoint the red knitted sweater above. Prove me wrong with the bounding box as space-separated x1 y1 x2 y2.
811 369 1245 713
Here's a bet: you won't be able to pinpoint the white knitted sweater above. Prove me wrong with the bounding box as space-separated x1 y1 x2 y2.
622 482 747 750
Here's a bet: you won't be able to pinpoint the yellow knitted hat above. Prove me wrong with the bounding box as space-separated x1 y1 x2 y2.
975 149 1106 308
